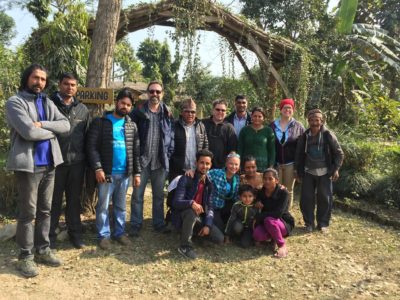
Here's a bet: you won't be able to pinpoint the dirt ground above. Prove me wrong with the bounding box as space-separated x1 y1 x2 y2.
1 187 399 299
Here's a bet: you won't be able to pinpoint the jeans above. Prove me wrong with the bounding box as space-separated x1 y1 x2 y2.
50 163 85 242
130 165 167 230
96 174 130 239
15 167 55 259
300 173 333 228
180 208 224 247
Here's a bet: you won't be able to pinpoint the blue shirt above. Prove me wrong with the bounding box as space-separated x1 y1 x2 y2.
208 168 239 209
107 114 126 174
233 114 247 137
34 94 53 166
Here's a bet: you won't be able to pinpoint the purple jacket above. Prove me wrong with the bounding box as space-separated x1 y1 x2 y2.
270 119 305 165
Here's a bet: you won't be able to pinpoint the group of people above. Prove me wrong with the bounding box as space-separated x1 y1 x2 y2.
5 63 344 278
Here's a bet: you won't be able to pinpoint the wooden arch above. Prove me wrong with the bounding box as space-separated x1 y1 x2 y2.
88 0 299 97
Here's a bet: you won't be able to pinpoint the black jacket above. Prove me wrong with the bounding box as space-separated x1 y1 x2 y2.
256 184 295 234
169 117 208 179
295 126 344 178
225 111 252 128
202 117 237 169
50 92 90 165
86 111 141 176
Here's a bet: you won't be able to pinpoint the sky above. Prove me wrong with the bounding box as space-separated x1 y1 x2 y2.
5 0 338 79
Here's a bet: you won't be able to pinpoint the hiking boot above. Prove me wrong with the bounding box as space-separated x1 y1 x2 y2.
115 235 132 246
178 246 197 260
16 257 39 278
98 238 111 250
35 249 62 267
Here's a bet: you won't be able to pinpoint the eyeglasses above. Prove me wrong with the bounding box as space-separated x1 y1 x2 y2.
183 110 196 114
215 108 226 112
148 89 162 95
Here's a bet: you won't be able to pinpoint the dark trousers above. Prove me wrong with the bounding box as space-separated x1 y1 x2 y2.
213 201 234 232
15 167 55 259
226 220 254 248
50 163 85 242
180 209 224 247
300 173 333 228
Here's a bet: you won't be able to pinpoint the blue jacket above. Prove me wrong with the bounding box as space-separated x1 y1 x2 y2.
130 101 174 172
172 172 214 228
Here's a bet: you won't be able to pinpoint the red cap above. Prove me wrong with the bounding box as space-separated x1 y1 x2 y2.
279 98 295 110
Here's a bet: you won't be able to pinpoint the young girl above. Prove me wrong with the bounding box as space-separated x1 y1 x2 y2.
225 184 257 248
208 152 241 232
240 155 263 191
253 168 295 258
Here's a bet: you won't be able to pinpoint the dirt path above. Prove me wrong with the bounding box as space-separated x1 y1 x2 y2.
1 189 399 299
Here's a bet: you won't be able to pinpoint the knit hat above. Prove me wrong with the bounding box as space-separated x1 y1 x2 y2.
307 109 324 120
279 98 295 110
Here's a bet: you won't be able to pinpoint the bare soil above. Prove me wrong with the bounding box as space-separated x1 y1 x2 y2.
1 187 399 299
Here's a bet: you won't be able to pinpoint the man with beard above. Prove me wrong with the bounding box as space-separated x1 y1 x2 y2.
5 64 70 277
49 73 90 249
86 88 141 249
225 95 251 137
129 81 174 236
295 109 344 234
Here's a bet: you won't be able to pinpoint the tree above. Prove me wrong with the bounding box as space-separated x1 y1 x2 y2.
22 1 90 86
113 38 142 82
0 11 16 46
137 38 181 104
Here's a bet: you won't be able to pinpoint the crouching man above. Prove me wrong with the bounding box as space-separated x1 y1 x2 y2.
172 149 224 259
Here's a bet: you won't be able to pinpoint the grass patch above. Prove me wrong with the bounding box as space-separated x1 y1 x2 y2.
0 188 399 298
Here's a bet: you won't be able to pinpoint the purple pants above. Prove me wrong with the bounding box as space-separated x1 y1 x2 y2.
253 217 288 247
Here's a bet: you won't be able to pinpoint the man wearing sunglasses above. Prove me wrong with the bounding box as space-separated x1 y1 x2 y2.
129 81 174 236
169 98 208 181
202 99 237 169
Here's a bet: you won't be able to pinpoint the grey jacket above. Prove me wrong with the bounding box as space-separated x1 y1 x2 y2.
6 91 70 172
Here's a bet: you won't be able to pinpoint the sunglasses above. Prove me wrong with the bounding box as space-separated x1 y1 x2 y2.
148 89 162 95
183 110 196 114
215 108 226 112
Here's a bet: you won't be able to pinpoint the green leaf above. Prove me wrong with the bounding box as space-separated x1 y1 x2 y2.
336 0 359 34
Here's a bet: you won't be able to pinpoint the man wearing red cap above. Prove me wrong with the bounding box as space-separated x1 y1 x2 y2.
270 98 305 209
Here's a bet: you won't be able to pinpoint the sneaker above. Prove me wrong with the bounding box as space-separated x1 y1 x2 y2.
115 235 132 246
98 238 111 250
155 225 171 234
70 237 85 249
128 226 141 237
305 224 313 233
16 257 39 278
35 249 62 267
319 226 329 234
178 246 197 260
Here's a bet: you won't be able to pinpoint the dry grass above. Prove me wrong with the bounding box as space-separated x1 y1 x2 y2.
0 187 399 299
